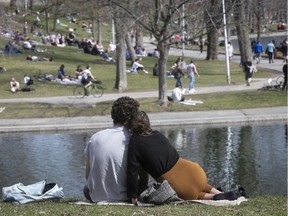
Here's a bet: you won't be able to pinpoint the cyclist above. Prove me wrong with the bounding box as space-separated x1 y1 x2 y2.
81 65 97 95
81 65 96 87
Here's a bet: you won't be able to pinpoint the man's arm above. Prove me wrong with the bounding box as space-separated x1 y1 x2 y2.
194 65 200 77
85 158 90 180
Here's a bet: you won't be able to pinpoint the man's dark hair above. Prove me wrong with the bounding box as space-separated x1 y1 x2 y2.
111 96 140 125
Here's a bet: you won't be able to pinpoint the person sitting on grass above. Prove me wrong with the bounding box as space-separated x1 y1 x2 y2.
57 64 68 80
102 49 115 62
126 111 248 204
130 58 149 74
10 77 20 93
23 74 33 87
167 83 185 102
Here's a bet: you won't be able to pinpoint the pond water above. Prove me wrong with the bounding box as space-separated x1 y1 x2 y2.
0 121 286 199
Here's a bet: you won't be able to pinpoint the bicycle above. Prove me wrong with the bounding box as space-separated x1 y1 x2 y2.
73 80 104 98
270 75 285 90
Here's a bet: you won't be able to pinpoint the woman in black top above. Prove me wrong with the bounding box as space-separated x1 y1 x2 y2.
126 111 226 204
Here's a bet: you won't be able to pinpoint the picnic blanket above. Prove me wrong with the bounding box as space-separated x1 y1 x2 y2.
179 100 204 106
70 196 248 207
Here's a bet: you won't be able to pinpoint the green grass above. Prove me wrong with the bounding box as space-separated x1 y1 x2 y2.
0 195 287 216
0 90 286 119
0 40 281 99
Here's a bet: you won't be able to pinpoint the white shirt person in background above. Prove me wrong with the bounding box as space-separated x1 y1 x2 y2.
130 58 149 74
167 83 185 102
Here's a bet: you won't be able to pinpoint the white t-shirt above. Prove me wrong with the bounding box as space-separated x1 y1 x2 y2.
24 76 31 84
172 87 183 102
131 61 143 73
109 43 116 52
23 41 32 49
84 125 131 202
82 69 92 79
186 63 196 76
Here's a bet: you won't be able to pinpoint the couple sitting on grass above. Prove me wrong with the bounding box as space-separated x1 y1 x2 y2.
83 97 247 204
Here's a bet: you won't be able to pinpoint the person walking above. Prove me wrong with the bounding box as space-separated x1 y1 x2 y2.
282 60 287 91
281 40 288 62
83 96 140 203
254 41 263 64
227 42 234 60
266 41 275 64
243 60 257 86
186 60 200 93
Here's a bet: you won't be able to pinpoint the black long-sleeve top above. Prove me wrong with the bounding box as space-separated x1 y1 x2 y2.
127 130 180 198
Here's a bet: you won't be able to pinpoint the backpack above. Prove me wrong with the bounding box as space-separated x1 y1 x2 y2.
27 78 34 85
173 69 183 79
2 180 64 204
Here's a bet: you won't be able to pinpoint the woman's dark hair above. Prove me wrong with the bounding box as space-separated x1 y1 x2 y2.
129 111 152 136
111 96 140 125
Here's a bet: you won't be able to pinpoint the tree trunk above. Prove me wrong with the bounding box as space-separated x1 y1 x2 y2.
114 17 127 92
29 0 34 11
205 0 221 60
52 4 60 32
92 17 97 40
234 0 252 64
157 39 169 106
10 0 17 10
206 28 219 60
135 26 143 48
125 32 137 65
45 9 49 34
97 17 102 44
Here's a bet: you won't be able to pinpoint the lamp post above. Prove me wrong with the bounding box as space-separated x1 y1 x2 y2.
182 4 185 58
222 0 231 84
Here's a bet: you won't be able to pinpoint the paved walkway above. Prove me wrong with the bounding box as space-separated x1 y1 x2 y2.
0 36 287 132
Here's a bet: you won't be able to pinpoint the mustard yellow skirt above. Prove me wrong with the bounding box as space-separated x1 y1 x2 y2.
160 158 213 200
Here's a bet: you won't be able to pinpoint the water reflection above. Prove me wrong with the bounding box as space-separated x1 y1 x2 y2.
0 121 286 199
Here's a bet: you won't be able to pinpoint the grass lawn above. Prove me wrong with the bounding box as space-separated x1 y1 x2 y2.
0 195 287 216
0 90 287 119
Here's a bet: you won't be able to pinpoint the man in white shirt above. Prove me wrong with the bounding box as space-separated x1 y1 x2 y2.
130 58 149 74
83 96 140 203
168 83 185 102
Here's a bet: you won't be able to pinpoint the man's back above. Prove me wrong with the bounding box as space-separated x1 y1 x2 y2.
255 43 263 53
84 125 131 202
172 87 183 102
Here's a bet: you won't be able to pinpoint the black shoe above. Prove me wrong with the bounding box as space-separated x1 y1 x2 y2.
213 187 247 201
238 187 248 198
216 187 223 192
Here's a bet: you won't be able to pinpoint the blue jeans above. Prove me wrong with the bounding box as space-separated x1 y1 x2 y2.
176 78 183 89
189 74 195 91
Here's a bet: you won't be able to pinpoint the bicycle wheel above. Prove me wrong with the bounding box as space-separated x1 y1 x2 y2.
270 80 280 90
73 86 85 98
276 76 285 89
91 84 104 98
